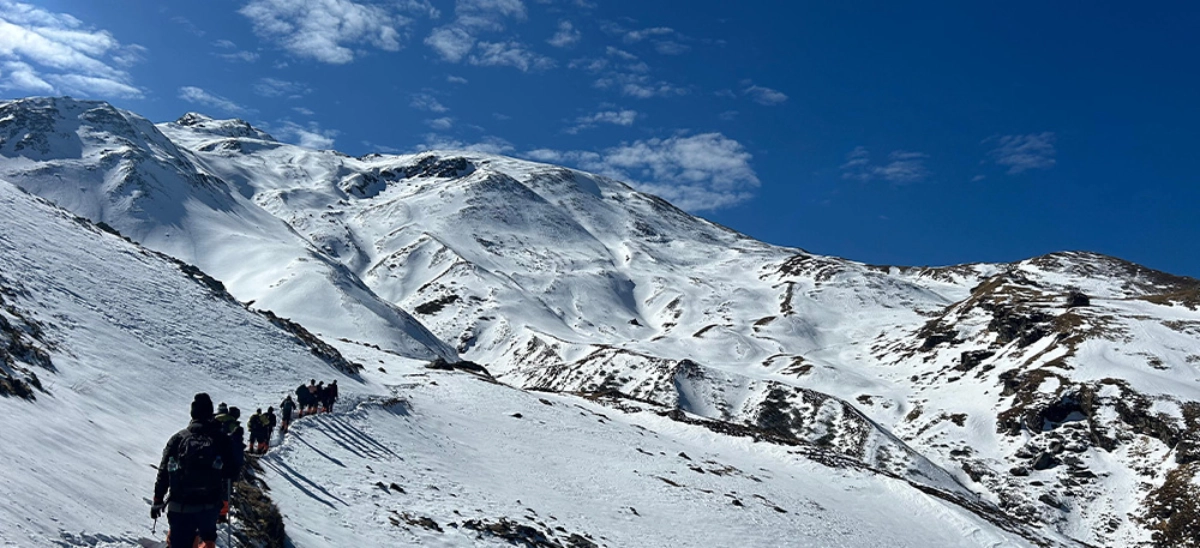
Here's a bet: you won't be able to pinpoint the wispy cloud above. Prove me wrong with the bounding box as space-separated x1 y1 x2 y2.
573 47 685 99
425 117 454 130
621 26 674 43
274 120 338 148
178 86 252 116
743 82 787 105
469 40 554 71
548 20 580 48
566 109 638 133
240 0 431 64
985 132 1056 174
253 77 312 98
415 133 514 155
840 147 930 184
293 106 315 116
446 74 469 84
605 23 690 55
0 1 145 98
211 39 259 62
426 0 548 71
525 132 759 211
171 16 206 37
410 92 449 112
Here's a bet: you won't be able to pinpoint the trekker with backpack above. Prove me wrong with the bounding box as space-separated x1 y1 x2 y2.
264 407 278 449
325 380 338 413
279 395 296 434
307 380 320 415
151 393 239 548
247 409 264 456
295 383 311 418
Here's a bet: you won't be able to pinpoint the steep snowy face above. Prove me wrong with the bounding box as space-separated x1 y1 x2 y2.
4 100 1197 546
874 252 1200 546
0 97 454 361
0 179 361 545
162 116 1200 547
160 127 978 493
0 177 1067 548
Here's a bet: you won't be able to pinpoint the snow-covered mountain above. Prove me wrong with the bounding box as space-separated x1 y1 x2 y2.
2 96 1198 547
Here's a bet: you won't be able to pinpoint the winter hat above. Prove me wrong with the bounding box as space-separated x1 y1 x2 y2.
191 393 214 420
230 406 241 419
218 402 229 414
268 406 274 413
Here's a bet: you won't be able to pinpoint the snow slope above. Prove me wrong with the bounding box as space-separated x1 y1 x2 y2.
0 178 1063 547
0 97 453 362
0 179 360 546
3 96 1199 546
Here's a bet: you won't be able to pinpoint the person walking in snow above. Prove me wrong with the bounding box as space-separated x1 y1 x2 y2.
264 407 277 448
279 395 296 434
325 380 339 413
295 383 311 418
214 405 245 470
247 409 265 456
151 393 240 548
309 381 324 412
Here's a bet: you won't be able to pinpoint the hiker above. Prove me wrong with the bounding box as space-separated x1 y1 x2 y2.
279 395 296 434
264 407 278 448
325 380 338 413
247 409 265 456
307 380 321 415
295 383 311 418
214 405 245 469
151 393 239 548
317 382 331 413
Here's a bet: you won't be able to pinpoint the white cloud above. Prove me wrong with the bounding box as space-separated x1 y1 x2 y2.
985 132 1056 174
213 39 238 49
718 110 738 121
218 50 260 63
594 73 686 99
424 0 537 68
567 109 638 133
239 0 411 64
293 106 315 116
0 1 143 98
415 133 514 155
654 41 689 55
622 27 674 43
840 147 929 184
253 77 312 97
446 74 469 84
548 20 580 48
178 86 252 116
573 46 683 99
274 120 338 148
744 84 787 106
469 41 555 71
425 26 476 62
426 117 454 130
410 93 449 112
524 133 759 211
171 16 206 37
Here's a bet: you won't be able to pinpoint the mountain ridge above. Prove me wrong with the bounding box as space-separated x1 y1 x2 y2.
2 96 1198 547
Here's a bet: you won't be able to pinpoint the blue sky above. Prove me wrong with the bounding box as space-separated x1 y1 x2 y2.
3 1 1199 277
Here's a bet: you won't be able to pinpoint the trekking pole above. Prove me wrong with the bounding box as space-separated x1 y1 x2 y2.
227 479 233 548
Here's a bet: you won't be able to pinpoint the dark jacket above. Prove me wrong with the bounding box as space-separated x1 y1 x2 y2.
280 397 296 419
265 410 277 432
154 419 239 507
296 384 311 406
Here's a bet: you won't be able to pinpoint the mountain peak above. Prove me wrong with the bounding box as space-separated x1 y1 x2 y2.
168 112 275 142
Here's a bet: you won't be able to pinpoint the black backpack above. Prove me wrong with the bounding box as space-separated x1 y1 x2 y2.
170 427 225 503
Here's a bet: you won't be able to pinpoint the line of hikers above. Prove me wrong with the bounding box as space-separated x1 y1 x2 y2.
150 379 340 547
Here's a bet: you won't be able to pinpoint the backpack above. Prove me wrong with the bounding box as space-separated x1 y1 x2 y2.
170 427 225 503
